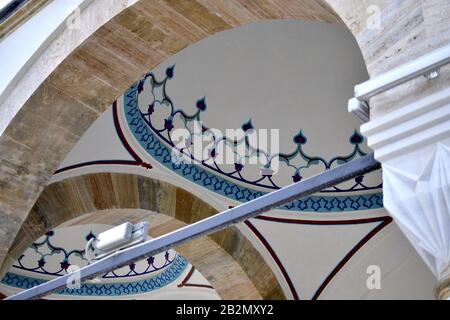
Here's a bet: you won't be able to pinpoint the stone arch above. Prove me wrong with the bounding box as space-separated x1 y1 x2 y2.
1 172 285 300
1 0 448 287
0 0 347 273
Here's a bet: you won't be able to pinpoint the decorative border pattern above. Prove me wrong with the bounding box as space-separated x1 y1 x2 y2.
177 266 214 289
123 86 383 212
14 230 85 276
2 256 188 297
131 66 381 193
12 230 176 279
132 67 381 192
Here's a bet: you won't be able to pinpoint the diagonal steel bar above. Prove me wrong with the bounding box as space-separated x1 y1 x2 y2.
6 154 381 300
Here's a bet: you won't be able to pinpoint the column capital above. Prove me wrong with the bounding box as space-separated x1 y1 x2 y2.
360 87 450 297
361 87 450 163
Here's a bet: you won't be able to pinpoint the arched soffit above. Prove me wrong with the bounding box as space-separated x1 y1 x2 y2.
54 19 381 214
5 0 442 282
1 173 285 300
0 0 140 135
0 0 344 137
0 0 444 298
0 0 350 271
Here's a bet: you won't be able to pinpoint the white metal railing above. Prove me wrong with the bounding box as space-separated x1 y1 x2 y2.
348 43 450 122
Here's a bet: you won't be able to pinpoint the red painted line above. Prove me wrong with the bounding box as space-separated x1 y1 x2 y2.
53 101 391 300
112 101 144 164
54 101 152 174
54 160 139 174
177 265 214 289
182 284 215 289
244 220 300 300
245 215 392 300
255 215 390 226
177 265 195 287
312 216 392 299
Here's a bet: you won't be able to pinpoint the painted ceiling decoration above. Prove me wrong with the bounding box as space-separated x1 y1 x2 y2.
2 258 187 297
12 230 181 279
50 20 383 213
2 19 434 300
0 225 216 298
52 98 384 213
246 215 393 299
133 68 377 191
121 76 383 212
177 266 214 290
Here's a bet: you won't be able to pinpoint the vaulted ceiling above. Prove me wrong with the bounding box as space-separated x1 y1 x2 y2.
0 0 443 300
2 18 437 300
0 0 346 279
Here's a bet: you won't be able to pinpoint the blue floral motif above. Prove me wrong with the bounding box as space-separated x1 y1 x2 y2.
2 256 188 297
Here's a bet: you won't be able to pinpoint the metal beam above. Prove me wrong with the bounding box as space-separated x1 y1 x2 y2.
5 154 381 300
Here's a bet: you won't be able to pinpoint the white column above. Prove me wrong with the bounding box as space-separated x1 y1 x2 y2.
361 87 450 299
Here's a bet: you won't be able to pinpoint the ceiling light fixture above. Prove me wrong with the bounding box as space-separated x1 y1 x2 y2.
85 221 149 263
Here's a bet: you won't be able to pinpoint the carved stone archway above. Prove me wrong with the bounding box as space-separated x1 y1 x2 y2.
1 0 449 298
1 172 285 299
